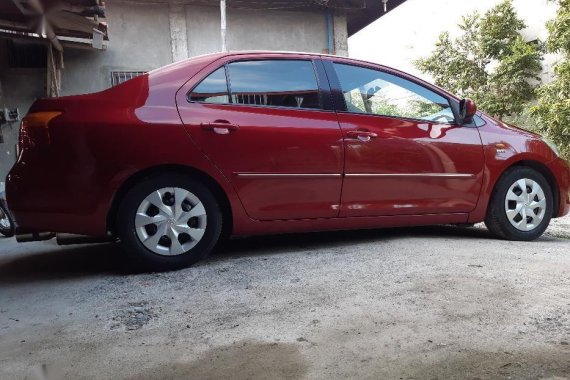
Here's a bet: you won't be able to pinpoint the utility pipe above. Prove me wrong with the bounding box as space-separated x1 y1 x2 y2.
220 0 227 52
326 9 334 54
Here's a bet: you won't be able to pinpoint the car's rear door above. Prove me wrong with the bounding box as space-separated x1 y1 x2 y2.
176 55 344 220
324 60 485 217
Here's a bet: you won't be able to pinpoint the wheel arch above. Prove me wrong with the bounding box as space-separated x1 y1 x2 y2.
495 159 560 217
106 164 233 238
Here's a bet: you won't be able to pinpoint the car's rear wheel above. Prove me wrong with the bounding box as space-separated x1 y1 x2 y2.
485 167 553 241
0 202 15 238
117 173 222 271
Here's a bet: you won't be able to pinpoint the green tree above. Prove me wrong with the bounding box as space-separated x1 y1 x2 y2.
531 0 570 159
415 0 543 120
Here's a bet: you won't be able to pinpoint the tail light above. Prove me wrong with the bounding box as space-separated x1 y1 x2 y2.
16 111 62 157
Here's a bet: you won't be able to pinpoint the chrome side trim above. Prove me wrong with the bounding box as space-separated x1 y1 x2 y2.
235 173 475 179
235 173 342 179
345 173 476 179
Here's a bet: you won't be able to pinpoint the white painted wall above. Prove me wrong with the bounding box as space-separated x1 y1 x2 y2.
349 0 559 83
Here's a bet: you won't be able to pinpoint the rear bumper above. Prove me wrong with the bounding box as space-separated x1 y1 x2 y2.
547 157 570 217
6 163 110 237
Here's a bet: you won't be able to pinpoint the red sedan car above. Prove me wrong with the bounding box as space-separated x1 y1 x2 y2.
7 52 570 270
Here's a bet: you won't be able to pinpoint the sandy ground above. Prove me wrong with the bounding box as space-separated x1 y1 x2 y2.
0 216 569 380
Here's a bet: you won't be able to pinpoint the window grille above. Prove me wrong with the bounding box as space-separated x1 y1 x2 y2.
110 71 147 86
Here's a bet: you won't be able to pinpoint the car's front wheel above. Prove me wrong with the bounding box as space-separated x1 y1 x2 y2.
117 174 222 271
485 167 553 241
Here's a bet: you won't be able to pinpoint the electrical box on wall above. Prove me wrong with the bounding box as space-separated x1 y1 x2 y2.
0 107 20 144
2 108 20 123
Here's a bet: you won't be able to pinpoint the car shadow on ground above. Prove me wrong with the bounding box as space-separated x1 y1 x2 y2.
211 224 494 261
0 241 124 284
0 224 551 285
0 225 492 284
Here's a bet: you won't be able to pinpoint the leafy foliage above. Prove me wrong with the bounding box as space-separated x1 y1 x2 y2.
415 0 543 120
530 0 570 159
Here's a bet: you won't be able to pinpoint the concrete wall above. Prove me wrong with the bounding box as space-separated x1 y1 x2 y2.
0 39 47 184
61 1 173 96
63 2 336 96
186 6 329 57
0 68 47 184
349 0 559 83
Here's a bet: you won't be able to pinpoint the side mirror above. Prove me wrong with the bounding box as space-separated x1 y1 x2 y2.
459 98 477 125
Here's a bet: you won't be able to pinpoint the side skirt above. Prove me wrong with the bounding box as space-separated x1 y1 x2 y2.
232 212 469 237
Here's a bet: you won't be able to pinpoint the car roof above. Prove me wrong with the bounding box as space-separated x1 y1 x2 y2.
218 50 374 65
217 51 419 79
216 51 458 99
150 50 460 103
221 50 335 58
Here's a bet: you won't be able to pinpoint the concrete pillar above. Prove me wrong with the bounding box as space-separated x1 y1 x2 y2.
333 13 349 57
169 4 189 62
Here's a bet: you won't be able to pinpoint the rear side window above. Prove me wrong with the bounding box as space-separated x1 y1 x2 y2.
188 67 229 104
227 60 321 109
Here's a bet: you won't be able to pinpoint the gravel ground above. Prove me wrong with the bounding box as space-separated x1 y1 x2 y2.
0 216 569 380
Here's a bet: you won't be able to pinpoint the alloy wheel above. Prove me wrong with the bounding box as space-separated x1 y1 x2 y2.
504 178 546 232
135 187 207 256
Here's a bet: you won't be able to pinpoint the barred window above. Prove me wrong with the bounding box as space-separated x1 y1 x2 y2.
110 71 147 87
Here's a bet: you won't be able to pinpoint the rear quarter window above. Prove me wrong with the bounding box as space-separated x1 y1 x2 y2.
188 67 229 104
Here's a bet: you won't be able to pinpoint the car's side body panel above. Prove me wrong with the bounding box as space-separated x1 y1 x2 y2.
335 113 485 217
5 51 570 241
178 103 345 221
318 57 485 217
322 55 569 221
176 55 344 221
467 114 569 222
7 53 251 236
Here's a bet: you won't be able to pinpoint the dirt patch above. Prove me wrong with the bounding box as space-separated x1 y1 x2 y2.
530 307 570 340
110 301 158 331
545 214 570 239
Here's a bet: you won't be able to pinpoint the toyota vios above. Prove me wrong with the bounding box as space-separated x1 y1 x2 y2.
7 52 570 270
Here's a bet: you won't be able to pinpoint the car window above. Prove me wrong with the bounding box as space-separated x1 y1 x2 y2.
188 67 229 104
227 60 321 109
334 63 455 123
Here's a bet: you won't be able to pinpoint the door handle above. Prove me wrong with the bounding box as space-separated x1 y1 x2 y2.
201 120 239 135
346 130 378 142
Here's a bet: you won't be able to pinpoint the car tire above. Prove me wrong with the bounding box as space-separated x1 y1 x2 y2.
485 167 553 241
0 202 15 238
117 173 223 271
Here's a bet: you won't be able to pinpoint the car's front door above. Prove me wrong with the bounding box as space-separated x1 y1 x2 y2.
326 61 485 217
177 57 344 221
